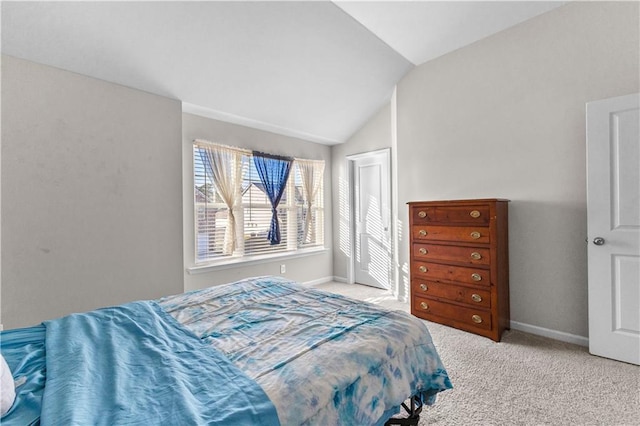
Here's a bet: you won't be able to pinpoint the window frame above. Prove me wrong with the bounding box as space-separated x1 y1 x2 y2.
190 140 326 270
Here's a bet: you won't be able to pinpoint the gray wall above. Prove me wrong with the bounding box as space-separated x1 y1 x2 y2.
331 103 392 283
182 112 333 291
394 2 639 338
1 56 184 328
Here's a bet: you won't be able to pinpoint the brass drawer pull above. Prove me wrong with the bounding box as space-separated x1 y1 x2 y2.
419 248 428 255
418 211 427 218
470 210 481 218
419 230 427 237
470 231 481 239
471 294 482 303
419 266 428 273
420 302 429 310
419 283 428 291
470 252 482 260
472 314 483 323
471 273 482 281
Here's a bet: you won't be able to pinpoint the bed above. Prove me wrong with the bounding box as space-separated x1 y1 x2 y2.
1 276 452 425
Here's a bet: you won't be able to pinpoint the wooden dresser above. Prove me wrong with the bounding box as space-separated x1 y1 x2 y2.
408 199 510 341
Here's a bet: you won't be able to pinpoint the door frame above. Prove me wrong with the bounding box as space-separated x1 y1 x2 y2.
345 148 393 286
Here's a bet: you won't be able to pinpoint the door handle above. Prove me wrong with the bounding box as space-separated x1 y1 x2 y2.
593 237 605 246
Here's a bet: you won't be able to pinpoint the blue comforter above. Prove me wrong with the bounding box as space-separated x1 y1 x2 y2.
38 301 278 425
1 277 451 425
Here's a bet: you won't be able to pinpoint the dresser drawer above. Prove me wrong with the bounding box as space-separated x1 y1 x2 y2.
413 296 492 330
412 261 490 286
412 205 490 225
412 280 491 309
412 225 490 244
413 243 491 266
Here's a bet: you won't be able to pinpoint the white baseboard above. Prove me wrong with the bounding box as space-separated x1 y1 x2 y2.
510 320 589 347
332 276 348 283
301 276 334 287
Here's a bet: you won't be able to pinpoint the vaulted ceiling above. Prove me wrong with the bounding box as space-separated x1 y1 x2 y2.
1 1 565 144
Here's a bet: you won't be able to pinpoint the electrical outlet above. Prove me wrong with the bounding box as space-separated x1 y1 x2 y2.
280 264 286 274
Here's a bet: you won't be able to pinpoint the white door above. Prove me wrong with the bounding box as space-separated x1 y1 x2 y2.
586 93 640 365
350 149 391 289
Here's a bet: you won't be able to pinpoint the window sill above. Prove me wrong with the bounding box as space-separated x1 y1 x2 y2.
186 247 329 275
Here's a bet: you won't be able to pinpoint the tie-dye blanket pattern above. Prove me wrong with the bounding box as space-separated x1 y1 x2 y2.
159 276 452 425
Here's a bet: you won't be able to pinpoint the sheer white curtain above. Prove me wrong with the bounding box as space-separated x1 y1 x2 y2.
197 142 247 255
297 159 324 244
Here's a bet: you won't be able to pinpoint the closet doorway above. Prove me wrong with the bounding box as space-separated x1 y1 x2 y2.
347 149 391 289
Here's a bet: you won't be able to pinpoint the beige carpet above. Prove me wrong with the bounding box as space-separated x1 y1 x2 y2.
313 282 640 426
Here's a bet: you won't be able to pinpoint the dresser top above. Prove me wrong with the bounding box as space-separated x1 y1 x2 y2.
407 198 510 205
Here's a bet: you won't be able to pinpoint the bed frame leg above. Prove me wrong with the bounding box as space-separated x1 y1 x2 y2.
384 395 423 426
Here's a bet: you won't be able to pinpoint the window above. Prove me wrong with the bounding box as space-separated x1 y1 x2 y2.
194 140 324 264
